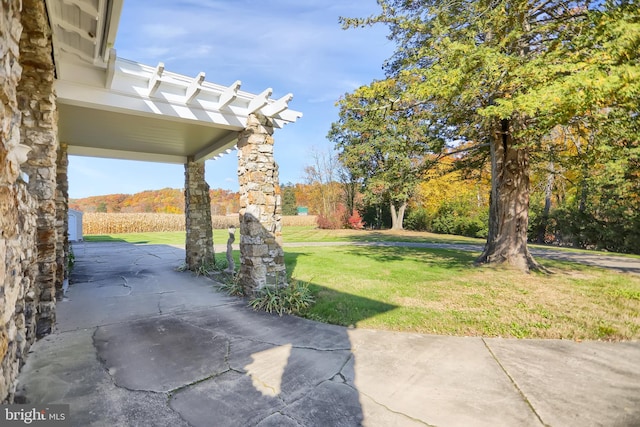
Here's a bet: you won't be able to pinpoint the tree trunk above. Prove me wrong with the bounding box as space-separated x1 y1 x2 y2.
536 164 554 244
390 201 407 230
476 119 541 272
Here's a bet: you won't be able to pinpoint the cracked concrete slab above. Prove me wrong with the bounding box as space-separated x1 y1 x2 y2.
485 338 640 427
179 304 353 351
15 329 189 427
347 329 543 427
15 241 640 426
170 370 286 426
255 412 303 427
280 379 364 426
58 243 238 332
226 337 353 404
94 317 230 393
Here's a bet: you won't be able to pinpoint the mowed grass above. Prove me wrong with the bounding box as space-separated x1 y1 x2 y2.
286 245 640 341
282 226 485 244
84 226 484 245
83 227 640 340
84 230 231 246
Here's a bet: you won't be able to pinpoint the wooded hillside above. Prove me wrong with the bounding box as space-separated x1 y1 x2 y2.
70 187 240 215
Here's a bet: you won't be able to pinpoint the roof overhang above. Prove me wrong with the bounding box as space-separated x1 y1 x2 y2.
46 0 302 164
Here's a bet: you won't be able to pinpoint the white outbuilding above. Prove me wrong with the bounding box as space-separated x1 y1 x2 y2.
68 209 83 242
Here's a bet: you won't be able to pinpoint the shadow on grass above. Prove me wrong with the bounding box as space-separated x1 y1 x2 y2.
283 250 398 327
279 245 489 327
84 235 150 244
340 230 483 245
341 245 478 269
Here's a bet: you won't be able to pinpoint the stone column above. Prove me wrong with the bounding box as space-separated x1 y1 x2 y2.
0 0 39 403
56 143 69 297
18 0 59 337
184 158 214 270
237 113 286 294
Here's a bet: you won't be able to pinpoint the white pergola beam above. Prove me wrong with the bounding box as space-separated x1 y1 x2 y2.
217 80 241 109
60 44 95 63
56 79 247 130
62 0 99 18
148 62 165 97
193 131 238 162
248 88 273 114
185 72 206 104
68 145 187 164
56 19 97 44
261 93 293 117
275 109 303 123
105 48 116 89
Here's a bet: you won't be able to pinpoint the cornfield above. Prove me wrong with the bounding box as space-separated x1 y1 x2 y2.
83 213 317 234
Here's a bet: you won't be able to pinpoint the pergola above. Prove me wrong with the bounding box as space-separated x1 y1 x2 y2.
46 0 302 163
46 0 302 290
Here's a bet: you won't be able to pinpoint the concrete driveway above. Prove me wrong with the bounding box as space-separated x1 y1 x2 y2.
15 241 640 426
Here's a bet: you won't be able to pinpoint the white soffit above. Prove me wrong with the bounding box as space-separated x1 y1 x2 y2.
46 0 302 163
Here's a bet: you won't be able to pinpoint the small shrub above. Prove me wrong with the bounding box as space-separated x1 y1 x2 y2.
249 281 315 316
405 208 431 231
67 245 75 272
347 209 365 229
316 213 342 229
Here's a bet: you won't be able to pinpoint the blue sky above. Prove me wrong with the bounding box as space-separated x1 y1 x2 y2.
68 0 395 198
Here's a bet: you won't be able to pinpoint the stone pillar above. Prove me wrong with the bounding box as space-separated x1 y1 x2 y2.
184 158 214 270
18 0 59 337
237 113 286 294
0 0 39 403
56 143 69 297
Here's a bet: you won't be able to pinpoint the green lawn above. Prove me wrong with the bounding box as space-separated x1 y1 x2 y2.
285 245 640 341
85 230 231 246
83 227 640 340
83 226 484 245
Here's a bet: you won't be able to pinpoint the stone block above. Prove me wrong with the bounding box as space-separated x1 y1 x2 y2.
245 245 268 257
258 144 274 153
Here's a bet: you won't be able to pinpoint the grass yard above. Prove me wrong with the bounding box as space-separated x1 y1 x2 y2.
282 226 484 244
83 227 640 340
84 230 231 246
285 245 640 341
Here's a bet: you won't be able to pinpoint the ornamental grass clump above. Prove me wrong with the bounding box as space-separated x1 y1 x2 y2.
249 281 315 316
217 275 245 297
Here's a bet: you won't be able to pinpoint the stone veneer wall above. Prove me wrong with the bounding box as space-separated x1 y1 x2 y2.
184 159 215 270
18 0 59 337
0 0 40 403
56 143 69 296
237 113 287 293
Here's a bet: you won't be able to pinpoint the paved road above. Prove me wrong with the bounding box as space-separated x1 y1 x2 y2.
16 241 640 427
274 241 640 275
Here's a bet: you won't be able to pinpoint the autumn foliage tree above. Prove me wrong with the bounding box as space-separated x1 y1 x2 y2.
329 78 445 230
342 0 639 271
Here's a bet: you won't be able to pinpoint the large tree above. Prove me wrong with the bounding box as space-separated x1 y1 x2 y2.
329 78 445 229
343 0 639 271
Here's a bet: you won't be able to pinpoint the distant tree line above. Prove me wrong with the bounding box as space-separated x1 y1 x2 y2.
70 188 240 216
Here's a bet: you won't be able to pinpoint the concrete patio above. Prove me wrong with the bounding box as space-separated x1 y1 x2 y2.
15 241 640 426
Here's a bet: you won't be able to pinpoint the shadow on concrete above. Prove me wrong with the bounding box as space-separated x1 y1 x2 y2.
83 235 150 244
16 240 640 426
18 239 387 425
